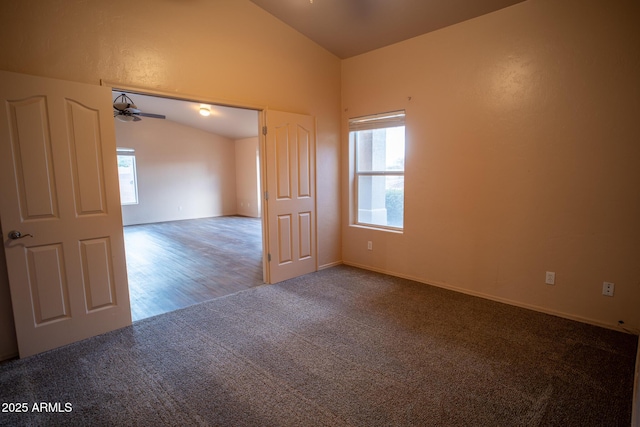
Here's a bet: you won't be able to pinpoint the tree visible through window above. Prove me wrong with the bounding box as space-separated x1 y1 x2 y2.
117 149 138 205
350 111 405 229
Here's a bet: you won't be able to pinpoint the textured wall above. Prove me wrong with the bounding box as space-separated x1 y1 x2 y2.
0 0 341 264
0 222 17 359
235 137 261 218
116 119 238 225
0 0 342 358
342 0 640 331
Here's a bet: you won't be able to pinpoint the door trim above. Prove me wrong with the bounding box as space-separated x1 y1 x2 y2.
100 80 272 282
100 80 264 112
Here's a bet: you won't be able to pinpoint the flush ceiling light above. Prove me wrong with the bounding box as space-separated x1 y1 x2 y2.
199 106 211 117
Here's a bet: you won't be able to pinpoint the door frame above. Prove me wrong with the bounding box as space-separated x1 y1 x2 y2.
100 81 274 283
0 78 309 359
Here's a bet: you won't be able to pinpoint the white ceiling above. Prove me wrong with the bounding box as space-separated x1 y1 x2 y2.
112 91 260 140
250 0 526 58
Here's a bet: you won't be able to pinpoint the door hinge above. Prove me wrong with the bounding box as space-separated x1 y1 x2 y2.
262 125 267 135
264 191 269 201
268 253 271 262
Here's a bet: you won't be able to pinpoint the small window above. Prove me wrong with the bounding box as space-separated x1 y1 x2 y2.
117 148 138 205
350 111 405 230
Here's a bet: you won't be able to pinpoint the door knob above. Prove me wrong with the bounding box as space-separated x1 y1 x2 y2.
8 230 33 240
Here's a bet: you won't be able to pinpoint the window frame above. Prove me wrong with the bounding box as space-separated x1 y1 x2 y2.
116 148 139 206
350 111 406 232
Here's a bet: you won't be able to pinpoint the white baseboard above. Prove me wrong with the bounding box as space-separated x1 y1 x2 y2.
318 261 343 270
342 261 637 334
325 261 640 422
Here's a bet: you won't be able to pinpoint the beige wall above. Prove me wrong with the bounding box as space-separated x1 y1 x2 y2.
1 0 637 360
0 0 341 358
0 220 17 360
117 119 238 225
342 0 640 330
0 0 341 264
235 137 261 218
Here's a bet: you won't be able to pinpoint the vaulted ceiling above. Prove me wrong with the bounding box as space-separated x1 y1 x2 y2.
249 0 526 58
116 1 527 136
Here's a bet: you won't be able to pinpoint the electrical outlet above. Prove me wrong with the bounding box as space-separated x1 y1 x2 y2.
545 271 555 285
367 241 372 251
602 282 614 297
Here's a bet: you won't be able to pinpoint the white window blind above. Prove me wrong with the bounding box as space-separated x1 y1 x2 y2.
349 110 405 132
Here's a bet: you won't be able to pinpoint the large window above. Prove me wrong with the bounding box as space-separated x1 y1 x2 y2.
350 111 405 230
117 148 138 205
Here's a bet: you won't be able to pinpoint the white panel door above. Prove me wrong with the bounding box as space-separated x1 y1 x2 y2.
265 111 316 283
0 70 131 358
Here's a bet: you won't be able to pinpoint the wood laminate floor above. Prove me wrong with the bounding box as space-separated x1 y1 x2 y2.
124 216 264 321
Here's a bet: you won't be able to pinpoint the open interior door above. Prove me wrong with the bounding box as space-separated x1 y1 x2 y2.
264 110 317 283
0 71 131 358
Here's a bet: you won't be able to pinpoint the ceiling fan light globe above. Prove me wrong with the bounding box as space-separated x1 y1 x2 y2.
113 102 137 111
116 114 135 122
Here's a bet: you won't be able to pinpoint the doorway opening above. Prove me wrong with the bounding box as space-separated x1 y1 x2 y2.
112 90 264 321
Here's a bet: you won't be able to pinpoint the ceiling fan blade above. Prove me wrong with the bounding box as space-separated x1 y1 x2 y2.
113 93 165 122
138 112 166 119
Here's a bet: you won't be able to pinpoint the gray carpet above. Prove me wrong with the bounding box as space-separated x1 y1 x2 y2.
0 265 637 426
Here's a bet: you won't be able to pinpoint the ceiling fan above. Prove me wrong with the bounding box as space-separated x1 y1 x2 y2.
113 93 166 122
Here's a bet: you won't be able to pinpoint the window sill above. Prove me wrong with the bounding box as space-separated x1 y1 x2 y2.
349 223 404 234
